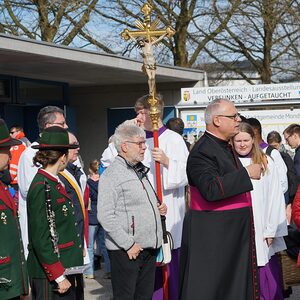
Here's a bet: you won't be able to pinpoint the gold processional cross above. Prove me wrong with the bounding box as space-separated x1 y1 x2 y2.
121 2 175 130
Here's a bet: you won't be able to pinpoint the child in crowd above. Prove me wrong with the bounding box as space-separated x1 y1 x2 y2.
84 159 111 279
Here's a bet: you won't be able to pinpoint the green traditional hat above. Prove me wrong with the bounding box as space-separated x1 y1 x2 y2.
0 119 22 147
32 126 79 150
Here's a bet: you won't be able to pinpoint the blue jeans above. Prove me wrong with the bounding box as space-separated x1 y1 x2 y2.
84 225 98 276
84 224 111 275
96 225 111 273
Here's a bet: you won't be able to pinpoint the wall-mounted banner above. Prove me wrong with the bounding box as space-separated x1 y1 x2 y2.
179 108 300 145
180 82 300 106
241 109 300 140
180 110 206 139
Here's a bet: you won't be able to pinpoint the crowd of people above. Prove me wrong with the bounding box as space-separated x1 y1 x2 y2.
1 97 300 300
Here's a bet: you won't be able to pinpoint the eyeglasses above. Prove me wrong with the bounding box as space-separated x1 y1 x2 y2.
125 141 146 148
71 142 80 148
48 121 67 127
217 113 241 121
284 134 293 141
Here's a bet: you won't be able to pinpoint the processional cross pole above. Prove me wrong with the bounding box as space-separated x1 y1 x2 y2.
121 2 175 300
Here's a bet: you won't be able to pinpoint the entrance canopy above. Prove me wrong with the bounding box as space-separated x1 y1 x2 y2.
0 33 206 165
0 33 205 87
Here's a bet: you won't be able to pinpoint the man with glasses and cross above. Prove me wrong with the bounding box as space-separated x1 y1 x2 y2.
134 94 189 300
179 98 262 300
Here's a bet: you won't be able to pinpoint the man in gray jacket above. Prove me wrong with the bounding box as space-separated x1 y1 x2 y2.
98 122 167 300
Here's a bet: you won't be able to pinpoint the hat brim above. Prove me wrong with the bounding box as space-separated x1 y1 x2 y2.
0 138 22 147
32 144 79 150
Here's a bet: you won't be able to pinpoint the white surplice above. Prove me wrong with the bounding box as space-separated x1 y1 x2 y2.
239 156 287 266
18 142 39 258
143 128 189 249
262 146 288 194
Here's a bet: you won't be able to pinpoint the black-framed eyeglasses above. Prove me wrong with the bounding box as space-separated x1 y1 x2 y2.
284 134 292 141
48 121 67 126
71 142 80 148
217 113 241 120
125 141 146 148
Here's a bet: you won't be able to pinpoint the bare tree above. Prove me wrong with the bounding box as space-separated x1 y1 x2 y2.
0 0 113 53
1 0 299 84
202 0 300 84
94 0 242 67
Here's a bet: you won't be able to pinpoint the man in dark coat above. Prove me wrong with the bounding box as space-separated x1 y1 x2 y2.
0 119 28 300
58 132 87 248
284 124 300 177
179 98 262 300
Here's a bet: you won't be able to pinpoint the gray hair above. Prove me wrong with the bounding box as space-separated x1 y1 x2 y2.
114 122 145 153
204 98 232 124
37 106 65 132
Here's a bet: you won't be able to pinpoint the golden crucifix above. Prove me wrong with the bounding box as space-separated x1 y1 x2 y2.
121 2 175 130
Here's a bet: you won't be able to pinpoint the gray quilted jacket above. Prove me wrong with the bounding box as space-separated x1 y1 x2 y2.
97 156 163 251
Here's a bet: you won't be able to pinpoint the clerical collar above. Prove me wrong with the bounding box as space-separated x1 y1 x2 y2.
205 130 230 145
145 126 167 138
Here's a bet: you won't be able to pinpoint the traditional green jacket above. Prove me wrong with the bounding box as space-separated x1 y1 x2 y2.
27 169 83 281
0 180 28 300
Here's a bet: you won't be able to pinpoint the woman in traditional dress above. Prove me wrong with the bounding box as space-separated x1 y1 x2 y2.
27 126 84 300
233 122 287 300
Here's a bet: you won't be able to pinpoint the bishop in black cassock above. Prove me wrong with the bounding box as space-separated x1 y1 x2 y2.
179 99 261 300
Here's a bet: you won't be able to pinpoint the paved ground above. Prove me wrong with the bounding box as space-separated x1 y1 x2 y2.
288 286 300 299
84 265 300 300
84 267 113 300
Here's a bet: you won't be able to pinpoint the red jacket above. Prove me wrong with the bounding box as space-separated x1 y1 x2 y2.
292 185 300 229
291 185 300 266
9 132 27 185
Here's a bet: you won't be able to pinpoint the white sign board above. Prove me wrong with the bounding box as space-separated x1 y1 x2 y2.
180 110 205 138
180 82 300 106
180 108 300 143
241 109 300 141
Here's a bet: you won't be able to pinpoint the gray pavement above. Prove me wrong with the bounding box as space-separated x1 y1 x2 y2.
289 286 300 300
84 265 300 300
84 268 113 300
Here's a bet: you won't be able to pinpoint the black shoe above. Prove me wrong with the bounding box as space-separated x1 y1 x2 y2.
94 255 102 270
283 286 293 298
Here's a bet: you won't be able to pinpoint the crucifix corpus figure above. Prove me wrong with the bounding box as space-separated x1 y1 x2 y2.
128 32 168 96
121 2 175 97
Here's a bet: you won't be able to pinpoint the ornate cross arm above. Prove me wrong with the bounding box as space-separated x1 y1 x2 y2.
121 27 175 42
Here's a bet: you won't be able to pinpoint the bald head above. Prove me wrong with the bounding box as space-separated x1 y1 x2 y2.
205 98 241 141
205 98 233 124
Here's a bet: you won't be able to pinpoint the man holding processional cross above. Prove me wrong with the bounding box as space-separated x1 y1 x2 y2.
122 3 188 300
